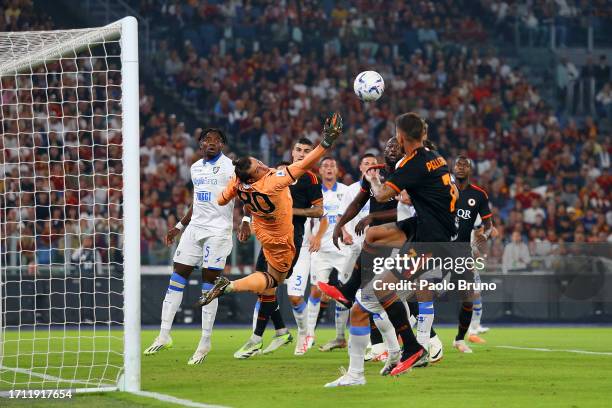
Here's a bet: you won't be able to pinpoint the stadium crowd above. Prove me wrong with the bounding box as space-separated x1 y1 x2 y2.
0 0 610 271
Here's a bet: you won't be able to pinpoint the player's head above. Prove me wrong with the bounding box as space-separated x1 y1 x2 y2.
199 128 226 160
358 153 377 176
232 156 269 184
292 137 314 163
395 112 427 152
319 156 337 183
453 155 473 182
383 137 402 168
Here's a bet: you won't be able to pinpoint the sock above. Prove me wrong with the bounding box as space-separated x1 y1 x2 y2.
316 300 329 328
335 304 349 340
252 300 261 332
199 282 218 350
382 296 421 355
470 299 483 334
292 300 307 334
160 272 186 338
306 296 321 337
417 301 434 350
373 311 400 355
456 301 473 341
254 294 276 337
406 301 418 328
348 325 370 376
340 258 363 302
270 301 288 335
369 314 383 345
250 333 262 343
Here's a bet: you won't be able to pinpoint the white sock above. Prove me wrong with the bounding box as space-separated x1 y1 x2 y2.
416 301 434 350
306 296 320 337
348 327 370 376
252 300 261 332
291 300 307 335
160 273 186 338
469 299 483 334
373 312 400 354
402 300 417 328
198 292 218 350
335 304 349 340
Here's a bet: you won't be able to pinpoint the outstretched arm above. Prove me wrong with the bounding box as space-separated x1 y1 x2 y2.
218 176 239 206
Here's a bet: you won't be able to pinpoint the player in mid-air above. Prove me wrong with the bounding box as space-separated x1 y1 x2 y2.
233 138 324 358
325 112 458 386
451 156 495 352
144 128 236 365
198 113 342 307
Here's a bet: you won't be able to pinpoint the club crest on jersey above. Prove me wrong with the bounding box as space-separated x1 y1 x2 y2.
276 170 285 177
337 194 343 201
213 166 220 174
468 198 476 206
241 183 252 190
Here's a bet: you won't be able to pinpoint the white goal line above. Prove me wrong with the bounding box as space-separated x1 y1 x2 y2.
495 345 612 356
0 365 230 407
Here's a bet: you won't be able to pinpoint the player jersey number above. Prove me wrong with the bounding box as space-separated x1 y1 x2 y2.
441 173 459 212
237 191 275 214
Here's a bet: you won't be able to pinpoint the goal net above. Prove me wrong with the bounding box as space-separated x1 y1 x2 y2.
0 17 140 393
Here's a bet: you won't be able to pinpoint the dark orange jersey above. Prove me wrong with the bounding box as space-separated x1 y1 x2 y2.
219 147 327 244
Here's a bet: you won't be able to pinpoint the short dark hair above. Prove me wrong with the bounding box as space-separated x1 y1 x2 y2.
455 155 473 168
232 157 252 182
295 137 314 147
359 153 376 164
276 160 291 167
320 156 336 165
395 112 426 141
200 128 227 144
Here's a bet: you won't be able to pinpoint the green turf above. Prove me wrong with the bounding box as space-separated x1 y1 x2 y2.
2 327 612 407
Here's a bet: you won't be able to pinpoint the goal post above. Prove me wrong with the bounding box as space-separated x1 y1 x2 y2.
0 16 140 393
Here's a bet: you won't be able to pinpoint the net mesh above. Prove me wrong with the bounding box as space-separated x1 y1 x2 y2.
0 25 125 390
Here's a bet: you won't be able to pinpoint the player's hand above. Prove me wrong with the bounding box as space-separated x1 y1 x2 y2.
342 229 354 245
165 227 181 246
472 227 488 256
332 224 343 250
321 112 343 148
364 166 380 184
237 221 251 242
355 215 372 236
398 190 411 205
309 236 322 253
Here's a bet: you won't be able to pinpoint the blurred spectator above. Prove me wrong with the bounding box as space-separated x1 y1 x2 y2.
502 231 532 273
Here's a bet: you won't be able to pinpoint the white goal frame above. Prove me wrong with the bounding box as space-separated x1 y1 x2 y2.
0 16 140 393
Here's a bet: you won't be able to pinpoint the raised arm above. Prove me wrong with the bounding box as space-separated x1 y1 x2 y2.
365 169 398 203
218 176 239 206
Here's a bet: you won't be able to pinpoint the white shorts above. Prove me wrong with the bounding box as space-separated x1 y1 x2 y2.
310 249 351 285
338 245 360 284
173 225 232 270
285 247 311 297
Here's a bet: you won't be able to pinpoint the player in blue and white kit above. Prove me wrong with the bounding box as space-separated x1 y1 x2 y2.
144 128 237 365
302 157 350 353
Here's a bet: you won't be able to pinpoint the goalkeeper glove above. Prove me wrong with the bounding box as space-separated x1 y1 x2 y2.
321 112 343 148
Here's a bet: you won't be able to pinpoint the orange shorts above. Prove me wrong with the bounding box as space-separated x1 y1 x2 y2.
261 236 296 273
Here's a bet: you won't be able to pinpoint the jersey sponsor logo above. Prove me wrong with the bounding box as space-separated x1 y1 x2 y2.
328 215 338 224
457 208 472 220
193 177 218 186
468 198 476 206
425 156 447 172
196 191 212 202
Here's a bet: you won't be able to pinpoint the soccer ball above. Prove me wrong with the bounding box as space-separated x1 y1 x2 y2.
353 71 385 102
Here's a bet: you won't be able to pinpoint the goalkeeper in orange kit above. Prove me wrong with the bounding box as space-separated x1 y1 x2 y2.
198 112 343 306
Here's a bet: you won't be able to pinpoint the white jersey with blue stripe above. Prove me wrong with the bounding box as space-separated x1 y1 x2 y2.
316 181 348 252
341 181 370 246
189 153 235 233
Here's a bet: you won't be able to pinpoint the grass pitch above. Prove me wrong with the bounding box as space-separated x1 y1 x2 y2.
2 326 612 407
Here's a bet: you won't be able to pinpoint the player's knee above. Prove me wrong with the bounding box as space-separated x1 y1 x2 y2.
202 268 221 284
310 285 321 298
288 296 302 307
350 304 369 326
173 263 192 279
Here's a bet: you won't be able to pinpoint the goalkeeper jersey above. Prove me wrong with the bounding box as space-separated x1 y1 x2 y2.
190 153 235 233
